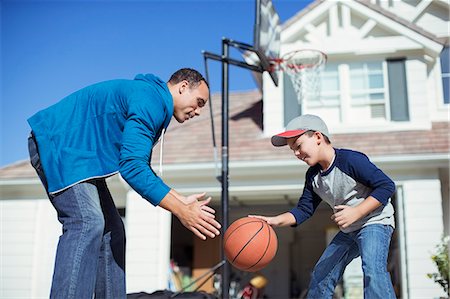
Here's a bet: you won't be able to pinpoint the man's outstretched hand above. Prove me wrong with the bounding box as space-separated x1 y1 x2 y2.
160 191 221 240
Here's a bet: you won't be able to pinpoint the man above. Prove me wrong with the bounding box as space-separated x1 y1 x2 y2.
27 68 221 298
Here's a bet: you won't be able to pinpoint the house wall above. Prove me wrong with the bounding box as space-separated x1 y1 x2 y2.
401 179 447 298
376 0 450 38
262 71 284 137
125 191 172 294
405 57 431 124
0 176 172 298
440 167 449 236
0 198 59 298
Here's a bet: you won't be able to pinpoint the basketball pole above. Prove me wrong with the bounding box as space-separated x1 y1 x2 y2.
221 39 230 299
203 37 265 299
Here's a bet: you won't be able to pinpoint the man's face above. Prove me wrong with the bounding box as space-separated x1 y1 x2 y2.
173 80 209 123
287 132 320 166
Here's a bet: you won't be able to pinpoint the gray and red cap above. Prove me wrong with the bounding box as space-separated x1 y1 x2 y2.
271 114 331 147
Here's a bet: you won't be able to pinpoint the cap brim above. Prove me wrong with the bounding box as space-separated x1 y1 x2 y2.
271 130 307 147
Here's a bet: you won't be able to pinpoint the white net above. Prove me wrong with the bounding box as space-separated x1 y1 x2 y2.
279 49 327 104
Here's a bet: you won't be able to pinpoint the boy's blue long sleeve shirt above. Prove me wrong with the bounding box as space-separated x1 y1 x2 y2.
27 74 173 206
290 148 396 233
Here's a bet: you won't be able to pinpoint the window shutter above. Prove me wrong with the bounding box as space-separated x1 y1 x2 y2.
283 72 301 126
440 46 449 104
387 59 410 121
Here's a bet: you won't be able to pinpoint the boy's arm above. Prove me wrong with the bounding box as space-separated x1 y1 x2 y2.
250 168 322 227
332 196 381 229
248 212 297 227
348 151 396 206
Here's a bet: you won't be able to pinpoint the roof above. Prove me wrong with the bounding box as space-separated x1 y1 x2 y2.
153 90 449 164
2 89 448 179
282 0 447 46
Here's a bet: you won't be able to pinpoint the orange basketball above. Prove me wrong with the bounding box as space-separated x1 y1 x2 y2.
223 217 278 272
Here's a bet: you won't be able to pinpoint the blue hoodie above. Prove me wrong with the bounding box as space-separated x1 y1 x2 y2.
27 74 174 205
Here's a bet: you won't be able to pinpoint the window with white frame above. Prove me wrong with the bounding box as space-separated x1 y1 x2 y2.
306 61 390 122
349 61 388 119
317 64 340 107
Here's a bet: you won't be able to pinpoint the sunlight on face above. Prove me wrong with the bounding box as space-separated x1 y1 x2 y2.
287 133 319 165
173 81 209 123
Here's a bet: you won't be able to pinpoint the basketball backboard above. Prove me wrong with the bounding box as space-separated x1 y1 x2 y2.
254 0 281 86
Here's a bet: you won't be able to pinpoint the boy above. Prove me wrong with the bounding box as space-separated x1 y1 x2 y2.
250 114 396 298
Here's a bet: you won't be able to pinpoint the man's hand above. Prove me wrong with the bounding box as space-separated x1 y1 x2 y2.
178 193 221 240
160 191 221 240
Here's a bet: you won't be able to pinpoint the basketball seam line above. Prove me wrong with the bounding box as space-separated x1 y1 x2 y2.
231 222 264 264
245 224 272 271
223 220 265 244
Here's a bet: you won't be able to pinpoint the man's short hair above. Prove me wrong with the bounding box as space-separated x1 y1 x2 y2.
169 68 208 88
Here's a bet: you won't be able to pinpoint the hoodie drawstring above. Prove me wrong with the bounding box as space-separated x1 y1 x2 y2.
158 128 165 177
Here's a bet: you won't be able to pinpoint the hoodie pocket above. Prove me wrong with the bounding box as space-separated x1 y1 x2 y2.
60 147 102 176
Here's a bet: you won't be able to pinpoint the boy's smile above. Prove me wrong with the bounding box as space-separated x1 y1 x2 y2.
287 133 318 166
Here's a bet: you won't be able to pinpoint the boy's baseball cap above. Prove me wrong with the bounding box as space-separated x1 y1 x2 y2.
271 114 330 147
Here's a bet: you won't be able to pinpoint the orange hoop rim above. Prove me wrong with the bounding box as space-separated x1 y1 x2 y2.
270 49 327 72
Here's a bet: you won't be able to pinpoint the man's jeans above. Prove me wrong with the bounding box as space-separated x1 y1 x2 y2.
28 133 126 299
307 224 396 299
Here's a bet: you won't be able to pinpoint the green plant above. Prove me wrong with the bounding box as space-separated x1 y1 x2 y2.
427 236 449 296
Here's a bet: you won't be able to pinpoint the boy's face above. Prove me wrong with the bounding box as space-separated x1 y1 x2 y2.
287 132 321 166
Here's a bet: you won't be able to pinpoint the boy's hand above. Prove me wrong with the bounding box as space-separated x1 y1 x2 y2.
332 197 382 229
331 205 363 229
248 212 296 227
248 215 279 226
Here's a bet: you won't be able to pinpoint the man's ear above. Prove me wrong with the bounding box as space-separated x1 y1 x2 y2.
179 80 189 94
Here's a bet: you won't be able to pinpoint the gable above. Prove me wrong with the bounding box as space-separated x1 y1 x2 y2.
375 0 450 38
281 0 443 57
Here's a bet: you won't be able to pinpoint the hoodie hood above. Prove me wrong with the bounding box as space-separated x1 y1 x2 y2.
134 73 173 178
134 73 174 129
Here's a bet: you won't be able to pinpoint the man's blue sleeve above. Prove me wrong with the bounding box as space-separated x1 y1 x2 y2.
119 92 170 206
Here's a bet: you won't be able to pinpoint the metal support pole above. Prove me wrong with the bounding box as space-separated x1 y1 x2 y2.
220 38 230 299
202 38 267 299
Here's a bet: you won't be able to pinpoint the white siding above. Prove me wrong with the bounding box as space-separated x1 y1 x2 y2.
376 0 418 20
0 198 59 299
428 59 449 121
405 59 431 123
375 0 449 38
402 179 447 299
263 72 285 136
415 2 450 37
125 191 172 294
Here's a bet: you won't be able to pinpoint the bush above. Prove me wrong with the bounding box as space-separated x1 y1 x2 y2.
427 236 449 296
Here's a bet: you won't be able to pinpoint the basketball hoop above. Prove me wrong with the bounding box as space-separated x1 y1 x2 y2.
272 49 327 103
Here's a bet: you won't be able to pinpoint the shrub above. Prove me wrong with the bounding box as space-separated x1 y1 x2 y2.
427 236 449 296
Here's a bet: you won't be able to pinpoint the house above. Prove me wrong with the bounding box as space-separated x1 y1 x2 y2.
1 0 448 298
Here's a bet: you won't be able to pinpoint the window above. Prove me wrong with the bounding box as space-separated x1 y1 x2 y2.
311 61 389 122
349 62 388 118
293 59 413 124
318 64 340 106
441 47 449 104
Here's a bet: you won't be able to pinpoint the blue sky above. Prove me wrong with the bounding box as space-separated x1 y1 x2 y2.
1 0 313 167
